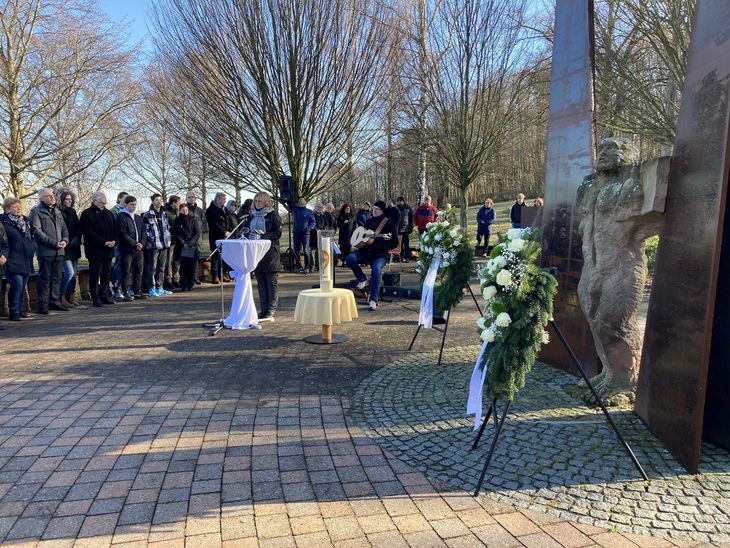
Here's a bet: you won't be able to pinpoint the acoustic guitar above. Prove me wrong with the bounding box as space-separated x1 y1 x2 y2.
350 226 392 250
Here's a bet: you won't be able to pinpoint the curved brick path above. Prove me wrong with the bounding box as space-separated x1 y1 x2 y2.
0 273 718 546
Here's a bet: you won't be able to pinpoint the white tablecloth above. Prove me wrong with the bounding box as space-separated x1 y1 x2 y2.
217 239 271 329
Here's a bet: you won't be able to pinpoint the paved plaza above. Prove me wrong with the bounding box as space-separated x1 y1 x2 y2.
0 271 727 547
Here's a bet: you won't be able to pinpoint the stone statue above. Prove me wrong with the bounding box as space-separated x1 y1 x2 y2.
577 138 666 403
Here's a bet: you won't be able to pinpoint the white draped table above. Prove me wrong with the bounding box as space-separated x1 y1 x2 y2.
217 239 271 329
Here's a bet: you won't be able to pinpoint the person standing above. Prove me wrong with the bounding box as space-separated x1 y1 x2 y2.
336 203 356 265
186 191 204 285
172 203 200 292
237 198 253 225
476 198 496 256
345 200 398 311
291 198 315 273
164 195 181 290
205 192 232 284
414 195 438 234
110 191 130 300
80 191 117 307
116 195 147 301
243 191 282 320
57 189 82 307
143 193 172 296
0 198 36 321
0 220 6 329
356 201 372 227
29 187 69 313
509 193 526 228
396 197 414 261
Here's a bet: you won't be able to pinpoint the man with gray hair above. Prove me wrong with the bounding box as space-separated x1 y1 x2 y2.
80 191 117 307
205 192 233 284
29 187 69 313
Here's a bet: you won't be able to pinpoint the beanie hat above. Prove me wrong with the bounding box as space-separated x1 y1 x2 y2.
374 200 387 211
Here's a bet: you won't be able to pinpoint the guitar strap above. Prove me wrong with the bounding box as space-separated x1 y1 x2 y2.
374 217 388 234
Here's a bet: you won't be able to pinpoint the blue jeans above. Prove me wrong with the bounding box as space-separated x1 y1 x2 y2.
293 231 311 270
6 273 28 318
346 251 387 303
60 258 78 296
111 246 122 290
145 248 168 291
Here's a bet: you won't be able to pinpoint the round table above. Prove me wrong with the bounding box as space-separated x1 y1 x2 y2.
294 288 358 344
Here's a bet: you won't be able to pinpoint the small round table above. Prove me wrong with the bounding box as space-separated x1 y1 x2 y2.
294 288 358 344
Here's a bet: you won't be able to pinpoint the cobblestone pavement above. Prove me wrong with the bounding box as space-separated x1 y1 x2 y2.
353 346 730 544
0 271 722 546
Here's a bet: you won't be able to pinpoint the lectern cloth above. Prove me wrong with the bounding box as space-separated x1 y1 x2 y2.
294 288 358 326
218 239 271 329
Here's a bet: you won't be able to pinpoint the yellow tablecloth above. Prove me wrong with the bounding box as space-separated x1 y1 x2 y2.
294 288 358 326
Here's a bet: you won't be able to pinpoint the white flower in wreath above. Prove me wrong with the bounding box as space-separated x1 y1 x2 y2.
442 220 450 227
482 285 497 301
491 255 507 272
496 269 513 287
449 228 459 238
481 327 496 342
495 312 512 327
477 316 488 330
434 233 443 241
508 238 526 252
542 330 550 344
426 222 433 229
507 228 522 240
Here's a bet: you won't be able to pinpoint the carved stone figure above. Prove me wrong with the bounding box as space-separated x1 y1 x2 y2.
577 138 665 403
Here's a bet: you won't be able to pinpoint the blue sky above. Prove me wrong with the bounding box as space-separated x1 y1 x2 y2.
99 0 153 50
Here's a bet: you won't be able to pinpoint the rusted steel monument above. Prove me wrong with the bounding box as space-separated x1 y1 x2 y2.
542 0 730 472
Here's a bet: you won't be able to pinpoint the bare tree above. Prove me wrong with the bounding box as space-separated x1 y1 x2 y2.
424 0 535 227
0 0 138 199
152 0 393 202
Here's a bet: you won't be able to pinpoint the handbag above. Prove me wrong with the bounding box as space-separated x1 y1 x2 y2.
181 247 196 259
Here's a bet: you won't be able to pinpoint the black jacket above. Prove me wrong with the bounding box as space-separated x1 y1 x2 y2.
205 201 232 247
116 211 147 254
243 208 282 273
336 212 356 247
28 203 68 257
362 214 398 257
60 206 82 260
80 205 117 260
0 214 36 275
397 204 414 234
172 214 200 258
187 202 205 251
509 201 526 224
0 222 7 277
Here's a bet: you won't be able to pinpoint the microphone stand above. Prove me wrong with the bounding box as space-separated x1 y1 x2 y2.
204 216 249 336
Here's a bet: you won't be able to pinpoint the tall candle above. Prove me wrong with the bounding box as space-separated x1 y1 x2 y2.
320 236 333 292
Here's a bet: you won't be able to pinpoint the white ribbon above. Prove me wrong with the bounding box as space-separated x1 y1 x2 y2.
466 341 489 430
418 257 441 328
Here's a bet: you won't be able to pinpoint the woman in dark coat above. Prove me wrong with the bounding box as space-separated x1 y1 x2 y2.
172 203 200 291
336 203 356 265
1 197 37 321
243 191 282 320
58 189 82 306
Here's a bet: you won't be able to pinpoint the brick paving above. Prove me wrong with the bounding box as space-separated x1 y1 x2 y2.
0 271 721 546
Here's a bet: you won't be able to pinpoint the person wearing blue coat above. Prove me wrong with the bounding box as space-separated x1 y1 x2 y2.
1 197 37 321
476 198 496 256
291 198 315 273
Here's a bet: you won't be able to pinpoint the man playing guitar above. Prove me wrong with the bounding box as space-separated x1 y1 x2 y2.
345 200 398 310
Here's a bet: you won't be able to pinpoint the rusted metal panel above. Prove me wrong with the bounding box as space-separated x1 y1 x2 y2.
636 0 730 472
540 0 599 376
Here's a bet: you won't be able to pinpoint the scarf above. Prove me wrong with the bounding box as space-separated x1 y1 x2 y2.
250 207 269 233
7 213 29 236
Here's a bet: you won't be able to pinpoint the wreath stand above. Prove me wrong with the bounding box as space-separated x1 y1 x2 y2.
469 319 649 496
408 283 483 366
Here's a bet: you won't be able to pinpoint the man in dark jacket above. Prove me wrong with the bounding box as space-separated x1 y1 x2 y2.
291 198 316 273
396 197 414 261
186 191 205 285
0 222 6 329
205 192 233 284
509 193 526 228
80 191 117 307
29 187 69 313
345 200 398 311
116 195 148 301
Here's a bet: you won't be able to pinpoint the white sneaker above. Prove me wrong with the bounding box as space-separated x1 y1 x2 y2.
356 280 367 290
368 300 377 311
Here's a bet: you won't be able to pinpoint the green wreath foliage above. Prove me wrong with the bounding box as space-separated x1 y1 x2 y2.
417 220 475 312
477 229 557 401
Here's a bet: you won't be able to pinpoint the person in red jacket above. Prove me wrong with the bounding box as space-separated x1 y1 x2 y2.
414 196 438 234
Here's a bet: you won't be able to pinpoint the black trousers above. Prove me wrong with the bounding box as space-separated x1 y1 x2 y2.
400 232 411 260
180 258 197 290
121 251 144 295
88 257 113 300
37 255 64 311
256 271 279 314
